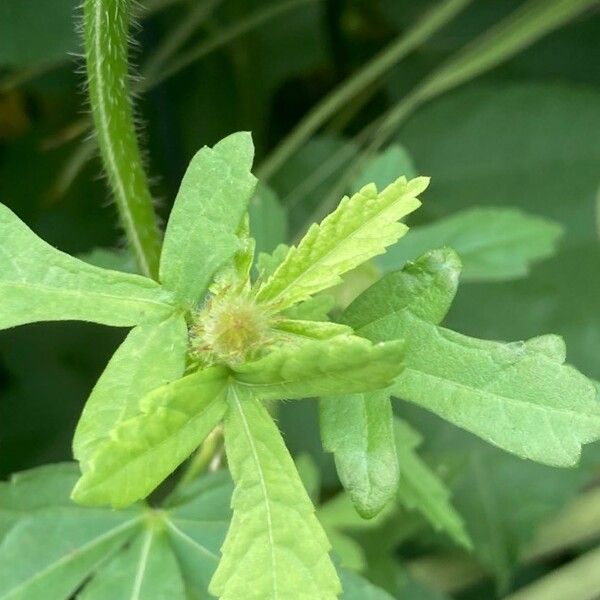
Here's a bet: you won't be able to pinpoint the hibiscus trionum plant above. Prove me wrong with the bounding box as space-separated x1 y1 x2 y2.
2 1 600 598
2 130 600 598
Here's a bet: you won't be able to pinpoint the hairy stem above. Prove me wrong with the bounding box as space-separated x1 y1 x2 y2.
84 0 161 278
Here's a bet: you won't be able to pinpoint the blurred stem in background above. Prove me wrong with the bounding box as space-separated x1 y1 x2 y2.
298 0 600 231
408 485 600 597
84 0 161 277
256 0 473 180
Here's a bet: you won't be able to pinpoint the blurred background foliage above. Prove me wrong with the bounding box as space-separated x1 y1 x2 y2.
1 0 599 598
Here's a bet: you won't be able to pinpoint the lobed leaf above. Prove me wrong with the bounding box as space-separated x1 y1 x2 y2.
0 203 177 330
347 249 600 466
390 321 600 466
72 367 230 508
255 176 426 311
320 249 460 517
232 336 405 401
209 390 340 599
378 207 563 281
394 418 471 549
0 464 233 599
0 465 143 600
73 313 189 469
79 528 186 600
320 390 398 519
159 132 258 306
342 247 461 331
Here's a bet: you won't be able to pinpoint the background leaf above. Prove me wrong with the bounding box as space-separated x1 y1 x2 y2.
0 464 234 599
378 207 563 281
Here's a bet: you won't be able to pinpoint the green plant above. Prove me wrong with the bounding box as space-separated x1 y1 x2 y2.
2 1 600 599
1 128 599 595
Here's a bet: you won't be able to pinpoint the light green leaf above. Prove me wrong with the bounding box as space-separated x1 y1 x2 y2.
282 294 335 322
256 176 426 311
391 320 600 466
159 132 258 306
73 314 189 468
72 367 230 508
79 528 186 600
209 390 340 599
378 208 563 281
319 248 460 514
272 318 353 341
351 144 417 193
232 336 405 401
0 466 142 600
394 418 471 549
342 247 461 332
320 390 398 519
349 249 600 466
249 183 289 256
0 203 177 330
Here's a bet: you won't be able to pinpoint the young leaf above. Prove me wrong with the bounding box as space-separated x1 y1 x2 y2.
73 314 189 468
272 318 353 340
378 207 563 280
255 176 427 311
0 203 177 330
391 320 600 466
72 367 230 507
209 389 340 599
159 132 258 306
232 336 405 401
79 528 186 600
342 247 461 332
320 390 398 519
394 418 471 549
282 294 335 322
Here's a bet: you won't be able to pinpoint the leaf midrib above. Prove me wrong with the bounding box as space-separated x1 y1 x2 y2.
0 516 142 599
232 391 279 598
